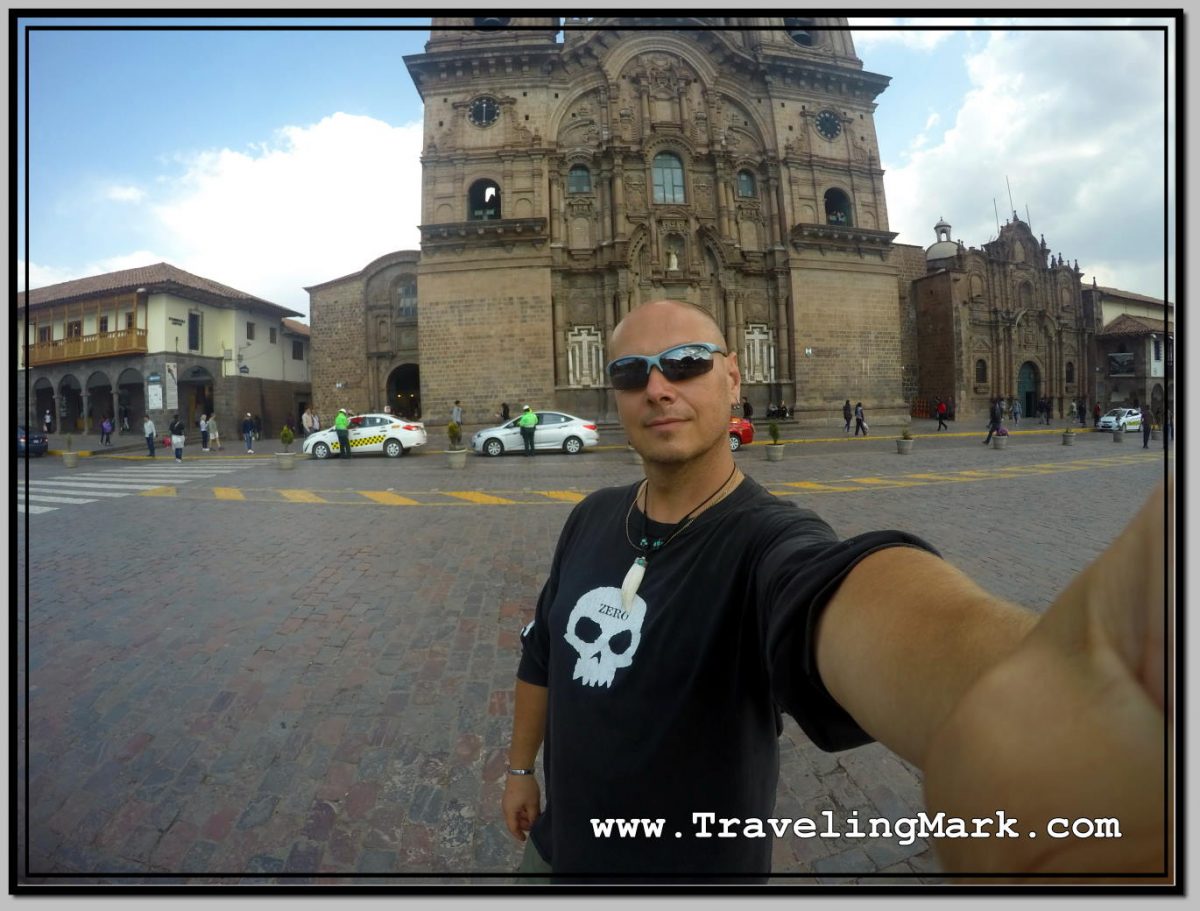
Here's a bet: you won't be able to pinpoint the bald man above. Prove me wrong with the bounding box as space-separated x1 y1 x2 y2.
502 299 1169 882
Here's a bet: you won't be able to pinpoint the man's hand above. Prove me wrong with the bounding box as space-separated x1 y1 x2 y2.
923 482 1171 879
502 775 542 842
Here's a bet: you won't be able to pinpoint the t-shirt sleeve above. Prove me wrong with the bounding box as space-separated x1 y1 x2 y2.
757 517 940 752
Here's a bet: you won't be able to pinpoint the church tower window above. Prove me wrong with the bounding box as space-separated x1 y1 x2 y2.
1065 361 1075 384
736 170 757 198
568 165 592 193
824 188 853 226
976 359 988 383
784 18 818 47
468 180 502 220
652 153 686 204
474 17 511 28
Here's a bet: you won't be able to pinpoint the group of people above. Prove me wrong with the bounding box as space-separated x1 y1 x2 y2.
842 399 868 435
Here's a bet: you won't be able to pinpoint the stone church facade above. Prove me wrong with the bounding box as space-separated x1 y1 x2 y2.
913 216 1093 421
309 17 917 427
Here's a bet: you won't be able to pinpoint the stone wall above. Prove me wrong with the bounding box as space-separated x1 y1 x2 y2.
308 274 368 422
913 271 958 410
893 244 929 404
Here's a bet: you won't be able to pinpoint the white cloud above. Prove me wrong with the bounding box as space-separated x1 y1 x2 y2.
850 18 980 52
150 112 424 313
19 251 169 291
105 185 145 203
883 28 1169 298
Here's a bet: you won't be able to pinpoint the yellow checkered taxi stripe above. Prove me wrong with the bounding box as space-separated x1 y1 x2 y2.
353 434 386 448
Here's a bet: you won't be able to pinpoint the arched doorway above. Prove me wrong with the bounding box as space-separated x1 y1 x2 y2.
387 364 421 419
86 370 114 433
180 365 215 429
33 377 55 431
117 367 145 434
1018 362 1040 419
59 375 83 432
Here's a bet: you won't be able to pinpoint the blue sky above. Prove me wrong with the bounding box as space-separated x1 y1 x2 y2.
16 15 1175 317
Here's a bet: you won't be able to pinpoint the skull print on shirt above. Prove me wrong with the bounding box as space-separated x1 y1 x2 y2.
563 586 646 688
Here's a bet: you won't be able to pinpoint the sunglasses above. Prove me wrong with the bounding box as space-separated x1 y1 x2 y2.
606 342 727 391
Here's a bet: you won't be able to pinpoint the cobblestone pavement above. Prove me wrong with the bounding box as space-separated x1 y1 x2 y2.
15 429 1171 885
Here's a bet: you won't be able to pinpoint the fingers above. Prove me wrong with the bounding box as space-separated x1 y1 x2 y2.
502 778 541 842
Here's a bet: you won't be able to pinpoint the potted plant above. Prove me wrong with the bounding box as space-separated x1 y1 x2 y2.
276 426 297 469
991 426 1009 450
61 433 79 468
1151 424 1162 442
895 425 914 455
447 420 467 469
1062 427 1075 446
1112 426 1125 443
765 421 785 461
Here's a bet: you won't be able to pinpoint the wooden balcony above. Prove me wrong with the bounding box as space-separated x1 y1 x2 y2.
26 328 148 367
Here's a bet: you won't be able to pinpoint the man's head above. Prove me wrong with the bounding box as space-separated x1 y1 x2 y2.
608 299 739 466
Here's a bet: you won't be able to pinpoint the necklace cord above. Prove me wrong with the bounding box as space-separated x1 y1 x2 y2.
624 463 739 558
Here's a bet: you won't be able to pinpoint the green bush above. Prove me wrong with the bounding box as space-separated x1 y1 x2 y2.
280 425 294 451
767 421 781 444
447 420 463 449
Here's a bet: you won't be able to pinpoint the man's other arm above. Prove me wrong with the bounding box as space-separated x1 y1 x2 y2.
501 679 548 842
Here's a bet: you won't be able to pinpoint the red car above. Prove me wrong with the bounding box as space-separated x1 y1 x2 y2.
729 417 754 451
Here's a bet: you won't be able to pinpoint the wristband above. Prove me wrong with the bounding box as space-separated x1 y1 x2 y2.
507 767 535 776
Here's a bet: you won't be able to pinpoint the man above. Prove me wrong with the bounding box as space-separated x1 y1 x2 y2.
241 412 255 454
502 299 1168 880
142 414 156 458
983 397 1002 445
302 407 314 438
842 399 852 433
334 407 351 459
1141 403 1153 449
452 400 464 426
517 405 538 456
168 414 186 462
936 398 948 431
741 396 754 422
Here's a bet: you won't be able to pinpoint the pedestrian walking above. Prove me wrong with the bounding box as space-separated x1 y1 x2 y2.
208 413 222 451
143 415 156 458
253 414 262 441
99 415 113 446
842 399 852 433
1141 404 1153 449
120 406 130 433
199 414 210 451
242 412 256 454
741 397 754 422
502 297 1168 880
451 400 464 426
312 411 321 434
1094 403 1102 428
1079 399 1088 427
1011 398 1021 425
498 402 511 423
169 414 186 462
983 397 1003 445
936 398 948 431
302 407 314 438
853 402 868 436
518 405 538 455
43 409 52 434
334 407 352 458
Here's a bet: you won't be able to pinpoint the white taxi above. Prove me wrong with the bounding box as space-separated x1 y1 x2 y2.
303 413 427 459
1097 408 1143 432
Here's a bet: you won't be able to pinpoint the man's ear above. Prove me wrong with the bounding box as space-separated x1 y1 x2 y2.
725 351 742 405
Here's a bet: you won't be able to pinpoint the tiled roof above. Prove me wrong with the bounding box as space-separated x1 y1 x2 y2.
17 262 302 317
1091 285 1174 308
1099 313 1174 337
281 318 310 337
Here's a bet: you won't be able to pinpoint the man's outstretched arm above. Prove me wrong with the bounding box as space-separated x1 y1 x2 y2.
816 483 1170 877
501 679 548 843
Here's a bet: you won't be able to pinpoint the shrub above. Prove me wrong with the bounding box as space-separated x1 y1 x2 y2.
280 426 295 451
767 421 781 444
901 426 913 440
447 420 463 449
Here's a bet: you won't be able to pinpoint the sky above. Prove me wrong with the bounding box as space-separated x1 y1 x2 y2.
15 14 1177 320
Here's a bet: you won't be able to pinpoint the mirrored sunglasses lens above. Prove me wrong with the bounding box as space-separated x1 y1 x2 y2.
608 357 650 389
660 349 715 382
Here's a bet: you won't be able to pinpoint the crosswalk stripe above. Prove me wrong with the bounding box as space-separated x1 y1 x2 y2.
17 503 57 514
24 493 98 504
359 491 419 505
279 489 327 503
24 479 164 490
540 491 586 503
23 484 130 498
445 491 518 505
212 487 246 501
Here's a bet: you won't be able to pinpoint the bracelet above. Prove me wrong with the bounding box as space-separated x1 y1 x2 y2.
506 767 535 776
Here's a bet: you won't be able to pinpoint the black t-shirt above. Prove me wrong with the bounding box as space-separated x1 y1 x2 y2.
517 477 937 877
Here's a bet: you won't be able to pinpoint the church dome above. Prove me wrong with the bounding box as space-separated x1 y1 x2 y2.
926 217 959 262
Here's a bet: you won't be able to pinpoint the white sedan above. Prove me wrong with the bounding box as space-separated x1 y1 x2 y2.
303 413 427 459
1097 408 1143 432
471 411 599 456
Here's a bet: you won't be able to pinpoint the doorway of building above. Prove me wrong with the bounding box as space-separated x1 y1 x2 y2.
387 364 421 419
117 367 145 433
179 365 215 431
1018 362 1040 420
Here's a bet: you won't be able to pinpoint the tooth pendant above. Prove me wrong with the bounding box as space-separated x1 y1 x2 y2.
621 556 647 614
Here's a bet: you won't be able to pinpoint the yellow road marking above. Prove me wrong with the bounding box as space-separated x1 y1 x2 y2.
905 473 982 483
781 480 862 492
279 489 328 503
213 487 245 500
359 491 420 506
849 477 931 487
445 491 517 505
140 486 176 497
540 491 586 503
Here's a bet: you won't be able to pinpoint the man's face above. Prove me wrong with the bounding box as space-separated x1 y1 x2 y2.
609 301 740 465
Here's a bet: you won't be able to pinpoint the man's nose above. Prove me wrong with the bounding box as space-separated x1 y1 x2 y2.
643 364 677 398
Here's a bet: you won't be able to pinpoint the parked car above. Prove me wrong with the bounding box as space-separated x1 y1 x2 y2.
471 411 599 456
729 416 754 451
17 425 48 456
1097 408 1142 432
302 413 427 459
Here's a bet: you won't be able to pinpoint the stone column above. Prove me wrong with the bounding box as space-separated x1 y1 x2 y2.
612 161 625 241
